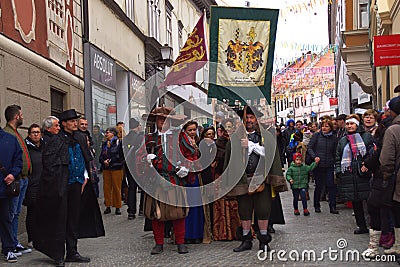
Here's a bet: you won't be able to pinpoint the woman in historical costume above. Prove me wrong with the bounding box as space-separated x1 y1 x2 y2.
180 120 204 244
212 125 241 241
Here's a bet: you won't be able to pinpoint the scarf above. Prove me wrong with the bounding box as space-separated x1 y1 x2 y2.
341 133 367 173
321 131 333 137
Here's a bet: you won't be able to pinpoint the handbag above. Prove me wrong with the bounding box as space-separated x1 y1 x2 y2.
266 174 289 193
0 160 20 197
144 188 188 221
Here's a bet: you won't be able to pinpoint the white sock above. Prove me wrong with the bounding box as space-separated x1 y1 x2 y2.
260 230 268 235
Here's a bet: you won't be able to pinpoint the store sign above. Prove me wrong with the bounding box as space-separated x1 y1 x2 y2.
374 34 400 66
90 45 116 88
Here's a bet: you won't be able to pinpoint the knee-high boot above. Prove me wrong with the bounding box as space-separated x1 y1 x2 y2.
362 229 381 258
385 228 400 255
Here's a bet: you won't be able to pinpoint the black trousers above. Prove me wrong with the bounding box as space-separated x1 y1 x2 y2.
26 201 37 243
66 183 82 256
353 200 367 229
126 171 143 215
0 197 14 255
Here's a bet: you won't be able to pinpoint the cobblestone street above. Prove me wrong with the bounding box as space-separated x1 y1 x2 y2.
12 183 398 266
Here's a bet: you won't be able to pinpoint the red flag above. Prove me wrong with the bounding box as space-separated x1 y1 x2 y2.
159 14 207 89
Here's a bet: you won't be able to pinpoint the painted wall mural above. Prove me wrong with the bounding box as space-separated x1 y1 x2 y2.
1 0 78 74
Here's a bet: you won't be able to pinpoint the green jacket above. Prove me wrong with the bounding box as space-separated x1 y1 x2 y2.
4 124 31 178
286 162 317 189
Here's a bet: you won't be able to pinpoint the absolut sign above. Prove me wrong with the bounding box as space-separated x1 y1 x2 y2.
90 46 116 88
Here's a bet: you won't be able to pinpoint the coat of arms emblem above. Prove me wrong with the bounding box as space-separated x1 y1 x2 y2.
225 27 264 74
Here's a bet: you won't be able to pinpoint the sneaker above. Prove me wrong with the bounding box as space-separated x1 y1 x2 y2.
303 209 310 216
16 243 32 254
12 250 22 257
294 209 300 215
128 213 135 220
138 210 144 216
5 251 17 263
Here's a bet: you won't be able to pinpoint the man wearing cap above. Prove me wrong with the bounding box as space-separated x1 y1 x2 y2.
34 109 104 266
123 118 144 219
334 114 347 139
136 107 189 255
380 96 400 256
226 106 284 253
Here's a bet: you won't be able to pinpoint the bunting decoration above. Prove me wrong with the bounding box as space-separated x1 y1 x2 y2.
159 14 207 89
208 6 279 104
272 48 335 101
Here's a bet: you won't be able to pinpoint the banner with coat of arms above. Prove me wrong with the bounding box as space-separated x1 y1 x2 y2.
208 6 279 104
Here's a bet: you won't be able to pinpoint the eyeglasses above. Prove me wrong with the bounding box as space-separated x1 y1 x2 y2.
31 131 41 135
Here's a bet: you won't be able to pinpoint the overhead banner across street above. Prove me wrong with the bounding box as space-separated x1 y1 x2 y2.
208 6 279 104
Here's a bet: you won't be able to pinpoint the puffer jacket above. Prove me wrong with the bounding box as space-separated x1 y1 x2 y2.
307 131 338 168
286 161 317 189
335 128 374 201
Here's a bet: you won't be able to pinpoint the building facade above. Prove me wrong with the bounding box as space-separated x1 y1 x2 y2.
0 0 84 128
370 0 400 107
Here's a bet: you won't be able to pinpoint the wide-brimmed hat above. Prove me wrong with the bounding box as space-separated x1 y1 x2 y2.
142 107 187 122
236 106 264 118
60 109 79 122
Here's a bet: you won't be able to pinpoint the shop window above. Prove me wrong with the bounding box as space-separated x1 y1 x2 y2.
92 83 117 131
51 88 65 118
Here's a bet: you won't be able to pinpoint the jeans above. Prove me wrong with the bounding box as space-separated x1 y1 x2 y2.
0 197 14 254
9 177 29 246
313 167 336 209
292 188 307 210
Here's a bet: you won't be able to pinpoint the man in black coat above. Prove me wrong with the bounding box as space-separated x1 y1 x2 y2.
34 111 104 267
123 118 144 220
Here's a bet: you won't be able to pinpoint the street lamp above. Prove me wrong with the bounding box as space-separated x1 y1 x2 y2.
160 44 173 62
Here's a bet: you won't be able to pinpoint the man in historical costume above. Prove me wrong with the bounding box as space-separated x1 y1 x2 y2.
225 106 285 253
34 110 104 267
136 107 189 255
